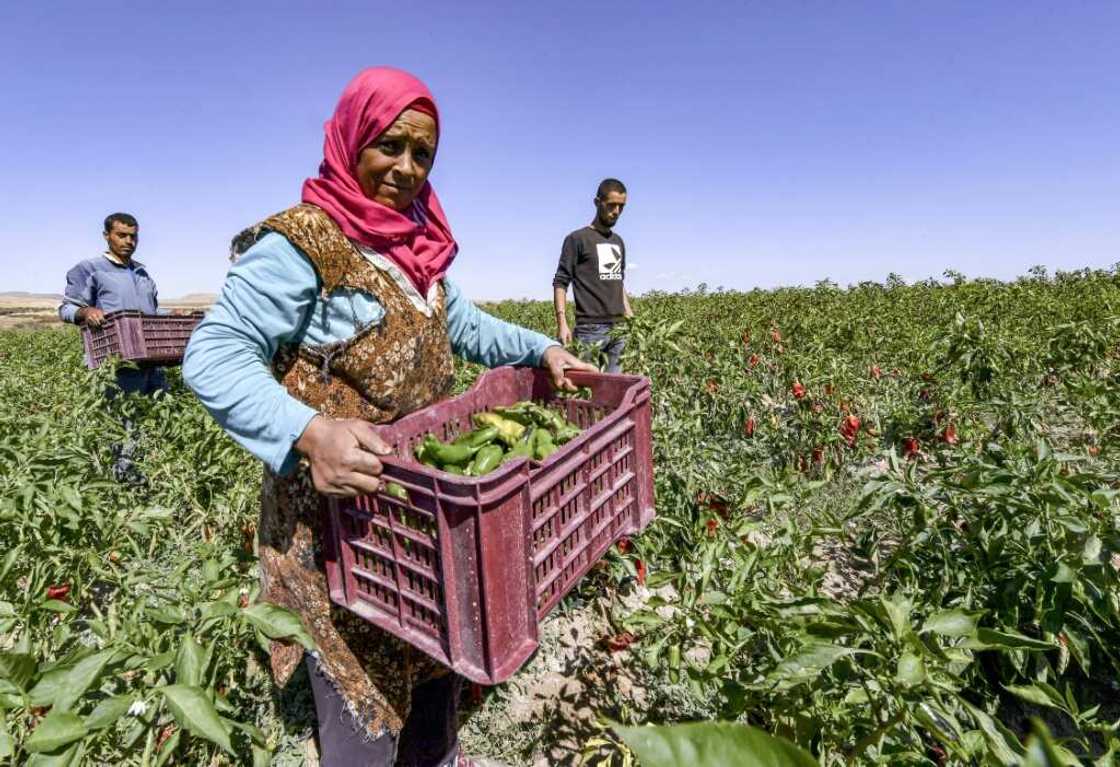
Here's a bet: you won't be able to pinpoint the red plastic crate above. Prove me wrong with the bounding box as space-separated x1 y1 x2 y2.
322 366 655 684
81 310 205 369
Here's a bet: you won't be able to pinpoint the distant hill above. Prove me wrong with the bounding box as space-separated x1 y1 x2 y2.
0 292 63 303
165 293 217 305
0 291 215 308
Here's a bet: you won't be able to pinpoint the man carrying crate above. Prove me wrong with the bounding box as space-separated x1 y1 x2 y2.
552 178 634 373
59 212 165 484
59 212 166 396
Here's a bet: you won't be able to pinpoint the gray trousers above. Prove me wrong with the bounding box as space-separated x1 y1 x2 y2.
306 657 463 767
574 322 626 373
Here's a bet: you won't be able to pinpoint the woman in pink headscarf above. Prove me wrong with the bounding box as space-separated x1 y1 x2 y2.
185 67 593 766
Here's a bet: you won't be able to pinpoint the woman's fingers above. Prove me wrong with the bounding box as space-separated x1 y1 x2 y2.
542 345 601 390
336 470 383 496
349 421 392 456
343 448 383 476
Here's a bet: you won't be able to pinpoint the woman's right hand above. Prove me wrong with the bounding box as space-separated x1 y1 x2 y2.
294 416 392 496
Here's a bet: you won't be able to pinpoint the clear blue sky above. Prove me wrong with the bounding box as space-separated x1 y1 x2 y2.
2 1 1117 300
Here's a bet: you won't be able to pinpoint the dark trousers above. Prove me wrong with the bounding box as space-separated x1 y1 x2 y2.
306 657 463 767
574 322 626 373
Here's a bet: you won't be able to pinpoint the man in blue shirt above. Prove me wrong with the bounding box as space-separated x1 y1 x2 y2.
59 212 165 397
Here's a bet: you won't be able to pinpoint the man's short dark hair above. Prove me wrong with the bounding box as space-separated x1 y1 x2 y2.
596 178 627 199
104 212 138 232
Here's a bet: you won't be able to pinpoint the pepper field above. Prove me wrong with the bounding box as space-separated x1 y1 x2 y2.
2 268 1120 765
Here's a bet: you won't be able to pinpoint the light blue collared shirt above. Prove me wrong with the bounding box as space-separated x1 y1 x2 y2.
183 232 556 474
59 254 160 323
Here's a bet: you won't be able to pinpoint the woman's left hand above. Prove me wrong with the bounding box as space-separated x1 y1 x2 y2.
541 345 599 391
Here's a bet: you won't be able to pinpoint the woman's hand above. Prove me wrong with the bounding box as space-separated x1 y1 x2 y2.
541 345 599 391
294 416 392 497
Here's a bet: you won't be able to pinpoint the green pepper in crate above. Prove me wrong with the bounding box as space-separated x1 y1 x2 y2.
442 464 466 475
453 425 499 449
472 412 525 446
531 428 556 460
384 482 409 501
469 444 504 476
415 438 440 467
554 423 581 444
501 439 533 464
415 435 476 467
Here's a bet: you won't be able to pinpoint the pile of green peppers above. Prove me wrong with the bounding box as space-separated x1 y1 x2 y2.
413 401 582 476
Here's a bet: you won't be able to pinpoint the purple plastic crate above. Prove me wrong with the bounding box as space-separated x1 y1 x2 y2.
322 366 655 684
81 310 204 369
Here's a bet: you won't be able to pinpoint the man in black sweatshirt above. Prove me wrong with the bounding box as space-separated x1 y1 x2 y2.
552 178 634 373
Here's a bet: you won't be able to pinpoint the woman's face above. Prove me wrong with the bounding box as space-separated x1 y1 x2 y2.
356 108 437 211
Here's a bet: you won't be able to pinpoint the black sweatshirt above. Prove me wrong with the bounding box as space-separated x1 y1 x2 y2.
552 226 627 324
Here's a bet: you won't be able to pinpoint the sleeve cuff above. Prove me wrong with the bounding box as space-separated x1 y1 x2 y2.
59 303 78 323
529 335 559 367
270 403 319 476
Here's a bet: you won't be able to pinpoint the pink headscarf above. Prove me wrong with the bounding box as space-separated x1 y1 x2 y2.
302 67 457 296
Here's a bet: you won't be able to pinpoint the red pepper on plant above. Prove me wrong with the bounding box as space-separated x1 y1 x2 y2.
706 518 719 537
791 381 806 400
616 537 632 554
635 559 647 586
744 417 756 437
46 584 70 601
903 437 920 459
870 365 882 380
603 631 638 652
941 423 958 445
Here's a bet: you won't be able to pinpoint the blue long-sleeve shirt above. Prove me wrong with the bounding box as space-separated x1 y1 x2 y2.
59 254 160 323
183 232 556 475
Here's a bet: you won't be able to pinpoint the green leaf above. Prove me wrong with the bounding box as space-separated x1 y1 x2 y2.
199 601 238 622
969 628 1054 651
85 695 135 731
895 652 926 687
145 650 176 673
0 651 37 691
228 717 267 746
921 609 981 638
613 721 817 767
1082 535 1102 564
25 711 88 753
175 636 206 687
252 744 272 767
161 685 233 755
0 548 19 584
241 603 314 650
880 592 913 640
1050 563 1076 584
0 717 12 758
41 600 76 614
765 642 853 688
26 742 83 767
961 699 1024 765
147 605 186 625
1023 719 1082 766
1004 684 1066 711
29 650 113 712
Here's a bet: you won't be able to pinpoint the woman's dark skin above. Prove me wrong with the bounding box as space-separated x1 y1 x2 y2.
296 109 596 496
